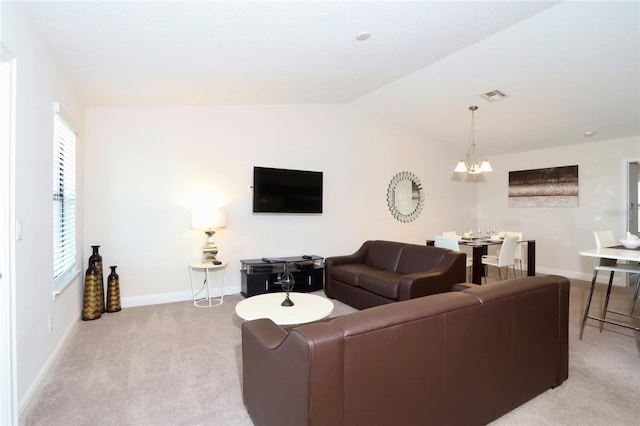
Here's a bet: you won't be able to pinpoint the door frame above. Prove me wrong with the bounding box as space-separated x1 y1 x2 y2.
0 53 18 426
627 160 640 289
627 160 639 236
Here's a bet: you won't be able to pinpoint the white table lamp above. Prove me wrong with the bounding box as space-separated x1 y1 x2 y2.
191 208 227 262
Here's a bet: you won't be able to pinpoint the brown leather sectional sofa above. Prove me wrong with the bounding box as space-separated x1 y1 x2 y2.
242 275 570 426
324 240 467 309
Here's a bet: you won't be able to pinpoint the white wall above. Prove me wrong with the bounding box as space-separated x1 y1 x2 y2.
83 105 477 303
477 136 640 283
2 2 85 415
7 0 636 416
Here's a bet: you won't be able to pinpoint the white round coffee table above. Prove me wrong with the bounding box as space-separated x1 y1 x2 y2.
235 292 334 326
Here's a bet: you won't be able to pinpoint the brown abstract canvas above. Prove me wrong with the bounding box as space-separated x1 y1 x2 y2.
509 165 578 207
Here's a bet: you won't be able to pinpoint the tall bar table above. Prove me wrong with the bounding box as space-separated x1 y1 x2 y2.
578 246 640 338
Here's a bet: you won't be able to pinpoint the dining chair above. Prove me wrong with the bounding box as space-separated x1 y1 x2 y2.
434 235 473 281
593 230 640 318
442 231 457 237
481 235 518 283
497 231 524 276
594 230 618 249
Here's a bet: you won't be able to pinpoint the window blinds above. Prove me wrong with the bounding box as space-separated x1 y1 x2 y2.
53 113 77 283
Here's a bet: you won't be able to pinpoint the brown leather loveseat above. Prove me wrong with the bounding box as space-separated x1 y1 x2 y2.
242 275 570 426
324 240 467 309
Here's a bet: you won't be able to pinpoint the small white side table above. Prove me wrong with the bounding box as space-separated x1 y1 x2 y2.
188 260 228 307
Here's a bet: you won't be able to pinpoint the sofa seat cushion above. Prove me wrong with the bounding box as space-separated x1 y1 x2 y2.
330 264 383 287
358 270 402 300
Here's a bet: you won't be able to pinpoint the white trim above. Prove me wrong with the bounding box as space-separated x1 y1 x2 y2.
52 267 80 300
15 283 232 421
52 112 77 284
535 266 626 287
0 53 17 426
626 159 639 235
121 285 241 308
17 320 79 422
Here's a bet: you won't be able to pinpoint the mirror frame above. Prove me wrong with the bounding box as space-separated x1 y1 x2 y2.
387 171 425 223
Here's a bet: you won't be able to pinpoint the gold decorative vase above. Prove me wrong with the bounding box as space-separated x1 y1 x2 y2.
82 260 102 320
106 266 121 313
89 245 105 313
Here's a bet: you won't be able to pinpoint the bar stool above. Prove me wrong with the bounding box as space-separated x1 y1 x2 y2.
579 231 640 339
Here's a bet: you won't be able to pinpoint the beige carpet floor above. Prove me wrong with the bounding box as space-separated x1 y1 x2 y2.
21 279 640 426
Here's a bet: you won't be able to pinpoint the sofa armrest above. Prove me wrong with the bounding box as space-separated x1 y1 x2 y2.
397 251 467 299
397 272 451 299
452 283 478 292
324 241 370 268
242 319 310 425
242 319 345 426
325 241 372 297
242 318 288 349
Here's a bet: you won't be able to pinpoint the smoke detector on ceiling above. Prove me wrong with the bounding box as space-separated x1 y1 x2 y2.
480 90 507 102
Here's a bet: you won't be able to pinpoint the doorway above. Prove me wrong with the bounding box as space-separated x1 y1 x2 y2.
628 161 639 235
627 161 639 290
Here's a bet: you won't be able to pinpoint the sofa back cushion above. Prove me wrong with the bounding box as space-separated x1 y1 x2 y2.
325 276 569 425
363 240 403 271
441 276 569 424
330 291 477 336
329 292 479 425
396 244 447 274
242 275 569 426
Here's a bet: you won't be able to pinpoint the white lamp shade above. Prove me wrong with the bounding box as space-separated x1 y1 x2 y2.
480 160 493 172
191 208 227 230
454 161 468 173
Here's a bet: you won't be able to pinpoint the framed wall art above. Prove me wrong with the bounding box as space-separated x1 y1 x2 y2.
508 165 578 207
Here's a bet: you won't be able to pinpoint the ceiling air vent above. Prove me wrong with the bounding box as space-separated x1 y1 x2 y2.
480 90 507 102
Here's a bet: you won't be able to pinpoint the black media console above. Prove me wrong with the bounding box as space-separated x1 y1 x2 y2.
240 255 324 297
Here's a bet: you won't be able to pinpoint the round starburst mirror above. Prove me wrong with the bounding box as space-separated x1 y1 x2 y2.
387 171 424 223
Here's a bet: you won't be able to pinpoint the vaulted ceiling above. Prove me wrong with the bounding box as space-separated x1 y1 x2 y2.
16 1 640 156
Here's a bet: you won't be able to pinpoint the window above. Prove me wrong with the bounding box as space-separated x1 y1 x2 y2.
53 110 77 287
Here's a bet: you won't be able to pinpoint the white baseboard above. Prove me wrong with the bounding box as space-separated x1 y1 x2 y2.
121 284 242 308
18 284 242 420
17 266 627 421
534 266 627 287
18 319 79 421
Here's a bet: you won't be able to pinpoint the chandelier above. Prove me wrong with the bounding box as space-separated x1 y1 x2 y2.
454 106 492 174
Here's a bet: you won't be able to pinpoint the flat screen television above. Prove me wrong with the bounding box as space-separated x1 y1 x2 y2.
252 166 323 214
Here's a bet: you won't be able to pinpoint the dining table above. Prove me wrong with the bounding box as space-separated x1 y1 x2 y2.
426 236 536 284
578 245 640 338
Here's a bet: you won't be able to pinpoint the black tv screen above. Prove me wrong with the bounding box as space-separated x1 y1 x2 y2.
253 167 323 214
